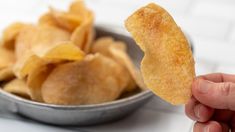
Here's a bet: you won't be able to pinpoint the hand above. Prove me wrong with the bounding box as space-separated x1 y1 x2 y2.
185 73 235 132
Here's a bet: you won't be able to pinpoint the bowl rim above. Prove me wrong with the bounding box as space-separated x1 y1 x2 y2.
0 88 153 110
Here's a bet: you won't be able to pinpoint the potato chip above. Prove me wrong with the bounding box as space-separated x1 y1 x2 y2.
125 3 195 105
3 79 30 99
15 25 70 59
71 11 94 52
0 47 15 69
14 42 85 78
13 53 45 78
1 22 26 50
27 64 54 102
91 37 145 91
69 0 87 17
38 13 58 27
0 67 15 81
50 8 82 32
41 54 129 105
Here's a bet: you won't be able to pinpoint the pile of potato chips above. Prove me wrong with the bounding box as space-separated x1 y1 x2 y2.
0 0 143 105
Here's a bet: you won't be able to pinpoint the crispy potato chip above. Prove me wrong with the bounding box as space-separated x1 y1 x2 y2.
1 22 26 50
69 0 87 17
71 11 94 52
15 24 70 59
27 64 54 102
38 13 58 27
50 8 82 32
3 79 30 99
125 3 195 105
14 42 85 78
41 54 129 105
35 41 85 60
91 37 145 91
0 47 15 69
13 53 45 78
0 67 15 81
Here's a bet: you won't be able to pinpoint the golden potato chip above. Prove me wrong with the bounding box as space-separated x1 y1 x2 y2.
14 42 85 78
3 79 30 99
71 11 94 52
41 54 129 105
125 3 195 105
27 64 54 102
15 24 70 59
0 67 15 81
0 47 15 69
91 37 145 91
13 53 45 78
38 13 58 27
35 42 85 60
50 8 82 32
69 0 87 17
1 22 26 50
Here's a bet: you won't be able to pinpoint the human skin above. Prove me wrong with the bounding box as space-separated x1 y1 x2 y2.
185 73 235 132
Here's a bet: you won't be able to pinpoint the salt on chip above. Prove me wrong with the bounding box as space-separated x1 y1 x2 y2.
3 79 30 99
1 22 26 50
41 54 128 105
125 3 195 105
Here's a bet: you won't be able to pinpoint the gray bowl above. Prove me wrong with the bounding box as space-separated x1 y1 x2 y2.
0 25 154 126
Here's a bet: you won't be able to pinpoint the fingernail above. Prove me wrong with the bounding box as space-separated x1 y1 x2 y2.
204 125 210 132
194 104 201 119
197 80 210 94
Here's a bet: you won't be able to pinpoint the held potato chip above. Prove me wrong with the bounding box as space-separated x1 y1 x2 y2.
3 79 30 99
1 22 26 50
41 54 129 105
125 3 195 105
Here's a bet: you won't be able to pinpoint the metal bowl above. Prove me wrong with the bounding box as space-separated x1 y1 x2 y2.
0 25 154 126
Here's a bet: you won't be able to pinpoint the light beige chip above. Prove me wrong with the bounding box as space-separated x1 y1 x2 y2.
125 3 195 105
0 67 15 81
27 64 54 102
1 22 26 50
92 37 145 91
0 47 15 69
3 79 30 99
15 25 70 59
41 54 128 105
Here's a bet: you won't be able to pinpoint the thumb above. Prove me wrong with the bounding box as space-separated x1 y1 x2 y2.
192 79 235 110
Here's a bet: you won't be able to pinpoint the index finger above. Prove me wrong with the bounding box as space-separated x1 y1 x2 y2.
198 73 235 83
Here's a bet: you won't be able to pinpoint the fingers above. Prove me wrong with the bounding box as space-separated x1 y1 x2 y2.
192 79 235 110
185 97 214 122
198 73 235 83
193 121 229 132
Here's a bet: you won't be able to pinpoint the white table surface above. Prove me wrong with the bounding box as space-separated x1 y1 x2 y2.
0 0 235 132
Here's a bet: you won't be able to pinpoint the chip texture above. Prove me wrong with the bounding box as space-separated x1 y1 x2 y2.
125 3 195 105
